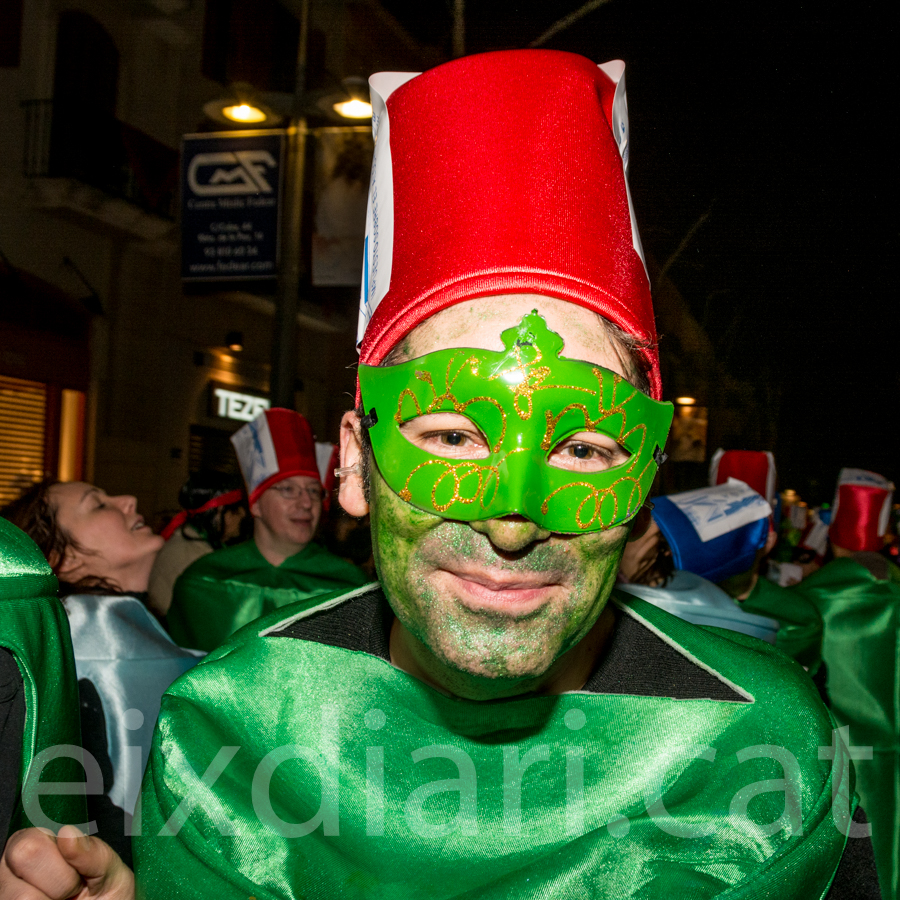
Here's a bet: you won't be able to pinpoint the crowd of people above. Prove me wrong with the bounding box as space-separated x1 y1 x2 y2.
0 49 896 899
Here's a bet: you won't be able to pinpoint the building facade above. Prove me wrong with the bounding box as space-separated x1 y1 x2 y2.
0 0 439 523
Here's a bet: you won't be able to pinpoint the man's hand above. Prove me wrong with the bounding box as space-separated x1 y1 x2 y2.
0 827 134 900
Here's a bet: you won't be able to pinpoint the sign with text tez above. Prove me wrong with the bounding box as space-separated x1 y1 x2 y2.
182 131 285 282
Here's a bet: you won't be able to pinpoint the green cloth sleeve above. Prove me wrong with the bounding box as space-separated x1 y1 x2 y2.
741 576 824 673
0 518 86 835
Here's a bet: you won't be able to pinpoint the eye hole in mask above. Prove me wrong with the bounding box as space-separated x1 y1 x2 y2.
400 413 632 476
547 433 631 473
399 413 491 460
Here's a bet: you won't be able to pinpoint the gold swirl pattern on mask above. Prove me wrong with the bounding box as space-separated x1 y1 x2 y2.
398 449 528 513
540 371 646 463
487 335 594 421
394 352 508 453
540 453 657 530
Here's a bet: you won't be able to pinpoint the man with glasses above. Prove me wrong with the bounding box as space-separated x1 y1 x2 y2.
166 408 368 651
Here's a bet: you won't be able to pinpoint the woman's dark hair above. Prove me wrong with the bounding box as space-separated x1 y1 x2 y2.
175 471 246 549
1 478 121 596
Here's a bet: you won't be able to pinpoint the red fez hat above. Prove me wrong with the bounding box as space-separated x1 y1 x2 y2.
709 449 777 506
830 468 894 553
357 50 661 399
230 408 320 507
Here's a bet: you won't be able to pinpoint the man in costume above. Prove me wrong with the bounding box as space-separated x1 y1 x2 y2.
165 408 368 651
788 468 899 898
129 51 878 898
0 51 880 899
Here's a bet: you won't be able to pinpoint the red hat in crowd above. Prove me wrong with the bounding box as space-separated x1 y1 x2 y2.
709 449 777 506
230 408 321 508
160 489 244 541
830 468 894 553
356 50 661 398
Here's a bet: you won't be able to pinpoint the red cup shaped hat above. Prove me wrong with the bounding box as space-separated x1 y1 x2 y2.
830 468 894 553
356 50 660 399
709 449 777 506
230 408 321 508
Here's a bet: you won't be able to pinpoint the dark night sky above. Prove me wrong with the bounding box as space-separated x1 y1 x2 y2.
379 0 896 502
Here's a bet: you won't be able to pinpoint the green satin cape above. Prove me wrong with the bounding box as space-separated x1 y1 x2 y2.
166 540 369 652
0 518 86 835
740 576 824 673
136 589 852 899
793 558 900 899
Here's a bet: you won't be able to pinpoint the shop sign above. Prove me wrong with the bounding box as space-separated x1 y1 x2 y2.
182 130 285 282
211 385 270 422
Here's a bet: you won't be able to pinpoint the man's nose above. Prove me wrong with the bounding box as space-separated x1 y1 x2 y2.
469 516 551 552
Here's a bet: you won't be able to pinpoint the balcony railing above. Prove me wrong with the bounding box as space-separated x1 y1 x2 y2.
22 98 178 220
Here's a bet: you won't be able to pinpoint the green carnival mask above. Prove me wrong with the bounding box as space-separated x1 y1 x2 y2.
358 312 673 533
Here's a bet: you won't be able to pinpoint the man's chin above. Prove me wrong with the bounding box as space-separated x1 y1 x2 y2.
430 632 559 686
285 525 314 545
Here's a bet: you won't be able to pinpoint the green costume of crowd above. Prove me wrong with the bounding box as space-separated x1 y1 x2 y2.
166 539 369 651
0 517 85 839
738 557 899 897
135 587 856 900
741 576 824 674
792 559 900 899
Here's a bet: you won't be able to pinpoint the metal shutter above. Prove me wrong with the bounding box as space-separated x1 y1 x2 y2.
0 375 47 506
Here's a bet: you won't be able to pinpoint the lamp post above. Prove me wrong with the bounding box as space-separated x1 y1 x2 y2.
199 0 371 410
269 0 310 409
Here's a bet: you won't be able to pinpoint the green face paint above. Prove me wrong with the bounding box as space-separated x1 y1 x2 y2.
358 311 673 533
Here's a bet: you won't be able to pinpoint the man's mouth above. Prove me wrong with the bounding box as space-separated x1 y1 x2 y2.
442 568 559 614
131 517 147 532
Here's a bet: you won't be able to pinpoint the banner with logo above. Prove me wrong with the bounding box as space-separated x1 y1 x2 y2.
181 130 285 282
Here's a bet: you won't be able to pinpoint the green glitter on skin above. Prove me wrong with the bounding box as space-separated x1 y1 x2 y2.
371 460 629 700
363 295 645 701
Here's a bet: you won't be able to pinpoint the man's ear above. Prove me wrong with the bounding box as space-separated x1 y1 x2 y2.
626 505 653 542
338 411 369 517
764 526 778 556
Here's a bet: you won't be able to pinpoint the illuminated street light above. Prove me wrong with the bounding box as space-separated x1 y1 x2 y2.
222 103 268 124
203 83 280 128
333 97 373 119
320 76 372 121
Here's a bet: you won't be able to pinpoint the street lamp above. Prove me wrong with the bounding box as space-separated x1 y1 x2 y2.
319 77 372 121
333 98 372 119
203 83 280 128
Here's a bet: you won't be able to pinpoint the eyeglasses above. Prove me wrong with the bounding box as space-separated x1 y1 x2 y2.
269 483 325 503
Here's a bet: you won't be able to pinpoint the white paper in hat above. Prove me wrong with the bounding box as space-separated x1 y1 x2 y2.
801 510 831 556
357 71 419 348
668 478 772 543
231 411 279 494
314 441 335 483
598 60 647 275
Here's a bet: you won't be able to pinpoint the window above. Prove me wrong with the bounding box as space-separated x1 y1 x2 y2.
0 376 47 505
